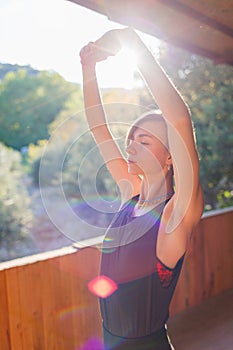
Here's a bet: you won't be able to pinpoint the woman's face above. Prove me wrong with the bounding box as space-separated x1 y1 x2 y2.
125 120 170 176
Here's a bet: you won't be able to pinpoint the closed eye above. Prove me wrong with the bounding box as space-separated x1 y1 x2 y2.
135 133 153 145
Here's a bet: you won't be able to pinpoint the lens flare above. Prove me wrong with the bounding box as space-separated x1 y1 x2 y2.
77 337 104 350
88 275 118 298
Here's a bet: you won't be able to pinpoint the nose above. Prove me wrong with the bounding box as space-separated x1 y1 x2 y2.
125 140 136 155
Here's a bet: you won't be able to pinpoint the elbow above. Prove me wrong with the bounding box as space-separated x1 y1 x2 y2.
163 103 191 126
177 105 191 123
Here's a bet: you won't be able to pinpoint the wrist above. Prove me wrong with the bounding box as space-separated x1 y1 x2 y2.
81 60 96 68
81 62 96 77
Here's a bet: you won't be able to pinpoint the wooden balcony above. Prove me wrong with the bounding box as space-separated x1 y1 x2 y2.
0 207 233 350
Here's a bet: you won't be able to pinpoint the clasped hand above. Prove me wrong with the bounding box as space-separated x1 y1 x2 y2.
80 28 134 66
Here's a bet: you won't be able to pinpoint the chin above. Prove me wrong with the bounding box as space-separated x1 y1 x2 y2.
128 166 141 175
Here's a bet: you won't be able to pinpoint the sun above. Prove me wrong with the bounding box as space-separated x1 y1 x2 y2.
114 47 138 88
97 46 138 89
118 47 138 70
96 31 160 89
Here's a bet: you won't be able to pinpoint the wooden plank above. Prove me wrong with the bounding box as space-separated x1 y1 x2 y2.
17 262 44 350
203 212 233 297
73 246 101 281
71 249 103 349
39 256 62 350
57 248 102 349
6 266 24 350
221 213 233 291
0 270 11 350
171 210 233 316
170 221 205 315
56 252 76 350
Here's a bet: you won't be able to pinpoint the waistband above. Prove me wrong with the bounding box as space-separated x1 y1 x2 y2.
103 324 167 343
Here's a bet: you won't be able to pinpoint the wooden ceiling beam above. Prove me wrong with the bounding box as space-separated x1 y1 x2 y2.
160 0 233 38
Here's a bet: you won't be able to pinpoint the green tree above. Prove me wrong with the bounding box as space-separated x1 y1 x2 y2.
0 69 77 150
33 88 86 187
0 143 33 260
0 62 40 80
159 44 233 209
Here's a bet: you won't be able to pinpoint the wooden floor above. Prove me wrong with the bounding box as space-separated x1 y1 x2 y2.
168 289 233 350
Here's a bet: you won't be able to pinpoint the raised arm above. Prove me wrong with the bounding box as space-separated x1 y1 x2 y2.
127 28 204 230
90 28 203 231
80 43 141 202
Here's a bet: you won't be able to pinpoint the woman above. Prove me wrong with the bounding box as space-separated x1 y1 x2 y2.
80 28 204 350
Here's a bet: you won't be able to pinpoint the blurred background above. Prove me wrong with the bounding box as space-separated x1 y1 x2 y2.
0 0 232 262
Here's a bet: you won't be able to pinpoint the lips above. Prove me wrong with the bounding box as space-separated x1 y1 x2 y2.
127 159 136 164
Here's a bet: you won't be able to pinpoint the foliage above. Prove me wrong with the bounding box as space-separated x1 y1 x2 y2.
30 87 85 187
158 45 233 210
0 68 77 150
62 132 111 197
0 63 40 80
32 135 115 204
0 143 32 248
27 140 48 186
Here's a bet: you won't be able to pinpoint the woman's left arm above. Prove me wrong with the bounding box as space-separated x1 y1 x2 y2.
125 29 204 232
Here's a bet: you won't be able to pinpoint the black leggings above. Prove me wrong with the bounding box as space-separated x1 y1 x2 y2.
103 325 174 350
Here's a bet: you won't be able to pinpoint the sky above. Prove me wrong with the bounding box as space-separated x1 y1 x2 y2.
0 0 160 88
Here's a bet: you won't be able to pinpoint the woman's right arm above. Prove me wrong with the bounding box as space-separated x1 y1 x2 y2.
80 45 141 202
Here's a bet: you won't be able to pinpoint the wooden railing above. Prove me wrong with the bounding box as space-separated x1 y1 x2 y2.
170 206 233 315
0 208 233 350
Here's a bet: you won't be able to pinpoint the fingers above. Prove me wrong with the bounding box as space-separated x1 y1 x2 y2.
79 42 95 66
80 41 111 66
94 31 122 57
79 28 123 66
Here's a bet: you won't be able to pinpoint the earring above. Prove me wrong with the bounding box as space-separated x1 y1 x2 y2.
167 165 171 171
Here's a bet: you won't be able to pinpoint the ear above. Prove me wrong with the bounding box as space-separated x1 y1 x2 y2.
166 153 173 166
165 153 173 175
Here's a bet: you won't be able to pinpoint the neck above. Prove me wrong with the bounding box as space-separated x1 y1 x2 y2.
139 174 173 203
132 175 173 216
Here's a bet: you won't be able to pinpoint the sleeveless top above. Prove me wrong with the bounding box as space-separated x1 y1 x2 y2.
100 195 185 338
